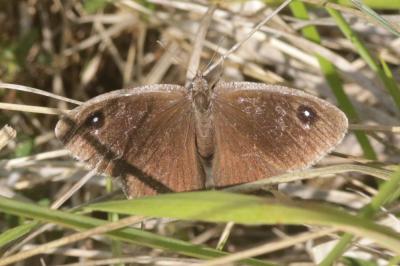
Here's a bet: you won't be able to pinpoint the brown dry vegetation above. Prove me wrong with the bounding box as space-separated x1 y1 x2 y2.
0 1 400 266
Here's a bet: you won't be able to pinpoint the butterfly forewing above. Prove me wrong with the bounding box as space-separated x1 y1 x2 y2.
211 82 348 187
55 84 205 198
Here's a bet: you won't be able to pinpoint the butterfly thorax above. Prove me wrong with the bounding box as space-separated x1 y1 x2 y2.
190 76 215 158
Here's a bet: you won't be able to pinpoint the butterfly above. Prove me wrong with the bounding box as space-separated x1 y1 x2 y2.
55 75 347 198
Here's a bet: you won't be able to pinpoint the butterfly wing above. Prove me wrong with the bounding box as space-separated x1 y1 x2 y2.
55 84 205 198
211 82 348 187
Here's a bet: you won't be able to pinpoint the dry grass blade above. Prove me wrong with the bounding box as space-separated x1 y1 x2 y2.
0 215 146 266
0 102 65 115
350 124 400 133
58 256 202 266
143 41 180 84
50 169 98 209
215 221 234 250
0 125 16 151
186 5 216 82
0 150 71 169
200 228 337 266
203 0 293 76
226 164 392 193
0 83 82 105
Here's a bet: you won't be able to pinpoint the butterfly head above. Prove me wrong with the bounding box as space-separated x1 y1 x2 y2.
189 75 213 113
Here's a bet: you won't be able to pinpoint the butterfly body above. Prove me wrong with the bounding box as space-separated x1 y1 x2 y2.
55 77 348 198
190 76 215 158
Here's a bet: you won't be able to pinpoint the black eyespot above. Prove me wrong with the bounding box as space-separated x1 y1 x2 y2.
296 105 318 125
84 111 105 129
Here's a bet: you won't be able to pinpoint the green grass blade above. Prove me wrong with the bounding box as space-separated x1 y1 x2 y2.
288 2 400 263
0 222 38 249
342 256 379 266
106 176 123 265
388 256 400 266
338 0 400 9
327 8 400 111
380 57 400 109
318 56 377 159
351 0 400 37
264 0 400 10
88 191 400 255
0 196 271 266
320 166 400 265
289 0 377 159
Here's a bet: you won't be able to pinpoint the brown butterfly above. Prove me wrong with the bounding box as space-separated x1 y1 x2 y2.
55 75 348 198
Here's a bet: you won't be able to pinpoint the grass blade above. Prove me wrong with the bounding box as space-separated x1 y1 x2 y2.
89 191 400 255
289 0 377 159
327 8 400 111
320 166 400 265
0 196 271 266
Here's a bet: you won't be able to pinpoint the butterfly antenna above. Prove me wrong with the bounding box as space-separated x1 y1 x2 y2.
200 36 225 76
203 0 292 77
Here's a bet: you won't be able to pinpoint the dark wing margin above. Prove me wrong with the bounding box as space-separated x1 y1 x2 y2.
211 81 348 187
55 84 205 198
